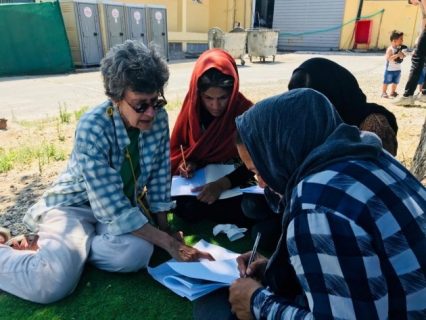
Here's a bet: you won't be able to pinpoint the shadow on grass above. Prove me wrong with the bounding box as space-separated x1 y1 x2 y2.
0 215 264 320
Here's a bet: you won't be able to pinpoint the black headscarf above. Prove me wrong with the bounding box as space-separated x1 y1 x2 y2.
236 88 382 206
236 88 383 298
288 57 398 134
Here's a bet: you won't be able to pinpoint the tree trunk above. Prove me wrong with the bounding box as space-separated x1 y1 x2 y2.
411 117 426 183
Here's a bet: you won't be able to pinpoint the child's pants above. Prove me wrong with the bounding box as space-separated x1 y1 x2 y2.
0 206 153 304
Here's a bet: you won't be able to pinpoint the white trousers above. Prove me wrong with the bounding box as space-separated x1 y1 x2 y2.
0 207 153 304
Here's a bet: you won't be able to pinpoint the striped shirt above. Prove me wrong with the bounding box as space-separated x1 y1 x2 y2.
252 153 426 319
23 100 174 235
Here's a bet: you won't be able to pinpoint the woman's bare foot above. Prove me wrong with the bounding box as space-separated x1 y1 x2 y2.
7 234 39 251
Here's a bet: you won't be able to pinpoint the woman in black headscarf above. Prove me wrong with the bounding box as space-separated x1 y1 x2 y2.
288 57 398 156
223 88 425 320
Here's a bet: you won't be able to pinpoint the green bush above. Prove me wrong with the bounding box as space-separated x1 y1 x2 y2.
59 104 71 124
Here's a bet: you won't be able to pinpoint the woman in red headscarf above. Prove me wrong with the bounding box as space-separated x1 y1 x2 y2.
170 49 256 226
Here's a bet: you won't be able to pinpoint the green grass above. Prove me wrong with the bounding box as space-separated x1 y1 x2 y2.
17 118 55 129
1 105 92 174
74 106 89 121
0 143 65 174
59 104 72 124
0 216 259 320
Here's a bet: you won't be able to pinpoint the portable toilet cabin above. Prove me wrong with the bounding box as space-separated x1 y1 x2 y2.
59 0 103 66
146 5 168 60
98 1 126 52
124 3 148 46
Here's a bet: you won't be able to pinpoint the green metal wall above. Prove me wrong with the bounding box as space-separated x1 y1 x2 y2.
0 2 74 76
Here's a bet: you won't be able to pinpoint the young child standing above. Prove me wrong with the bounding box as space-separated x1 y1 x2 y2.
382 30 406 98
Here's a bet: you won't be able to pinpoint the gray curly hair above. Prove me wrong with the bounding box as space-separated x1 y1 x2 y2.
100 40 169 101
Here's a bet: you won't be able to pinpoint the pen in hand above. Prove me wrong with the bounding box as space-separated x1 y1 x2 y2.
180 144 188 176
245 232 261 277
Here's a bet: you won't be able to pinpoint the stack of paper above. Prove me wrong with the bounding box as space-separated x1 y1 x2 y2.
171 164 242 199
147 240 240 301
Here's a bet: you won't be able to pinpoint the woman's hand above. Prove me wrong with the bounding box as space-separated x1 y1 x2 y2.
236 251 268 280
192 177 231 204
178 161 197 178
229 277 262 320
133 224 214 262
168 238 215 262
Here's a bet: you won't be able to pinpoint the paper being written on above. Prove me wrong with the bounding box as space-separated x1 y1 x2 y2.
147 239 240 301
171 164 242 199
148 262 228 300
171 166 206 196
239 184 264 194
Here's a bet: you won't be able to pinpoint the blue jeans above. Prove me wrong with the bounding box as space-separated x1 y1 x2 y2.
383 70 401 84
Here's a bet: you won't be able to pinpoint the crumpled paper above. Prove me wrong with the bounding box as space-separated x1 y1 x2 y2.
212 224 247 241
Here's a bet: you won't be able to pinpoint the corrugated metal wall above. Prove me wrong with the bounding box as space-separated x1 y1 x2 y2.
273 0 345 51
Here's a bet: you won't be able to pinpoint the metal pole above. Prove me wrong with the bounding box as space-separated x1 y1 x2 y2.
352 0 364 49
374 10 384 49
356 0 364 21
251 0 256 28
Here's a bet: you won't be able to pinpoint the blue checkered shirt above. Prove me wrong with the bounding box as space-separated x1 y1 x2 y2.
23 100 174 235
251 154 426 319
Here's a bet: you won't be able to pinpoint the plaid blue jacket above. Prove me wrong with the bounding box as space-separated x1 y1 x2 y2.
24 100 174 235
252 154 426 319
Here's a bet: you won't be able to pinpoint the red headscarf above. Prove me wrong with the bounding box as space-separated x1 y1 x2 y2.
170 49 252 175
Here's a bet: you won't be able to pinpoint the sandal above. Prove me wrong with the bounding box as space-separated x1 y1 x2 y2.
381 92 389 98
0 227 11 244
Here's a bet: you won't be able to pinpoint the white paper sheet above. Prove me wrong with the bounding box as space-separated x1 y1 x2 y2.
171 164 242 199
147 240 240 301
167 259 238 284
239 185 264 194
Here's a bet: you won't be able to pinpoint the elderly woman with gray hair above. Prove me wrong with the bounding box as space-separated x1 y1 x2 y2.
0 40 212 304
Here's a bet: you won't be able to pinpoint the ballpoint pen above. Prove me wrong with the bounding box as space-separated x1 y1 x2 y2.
245 232 261 277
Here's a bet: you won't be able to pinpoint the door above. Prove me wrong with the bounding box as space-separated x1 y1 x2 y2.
77 3 103 65
127 7 147 45
105 4 126 49
147 7 168 59
273 0 345 51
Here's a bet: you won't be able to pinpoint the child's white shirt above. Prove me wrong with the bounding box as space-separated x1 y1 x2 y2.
385 46 402 71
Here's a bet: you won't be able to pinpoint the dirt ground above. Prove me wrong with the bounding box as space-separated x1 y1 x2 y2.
0 53 425 235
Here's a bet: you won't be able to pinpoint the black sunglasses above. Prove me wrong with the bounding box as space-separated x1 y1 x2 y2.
125 94 168 114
